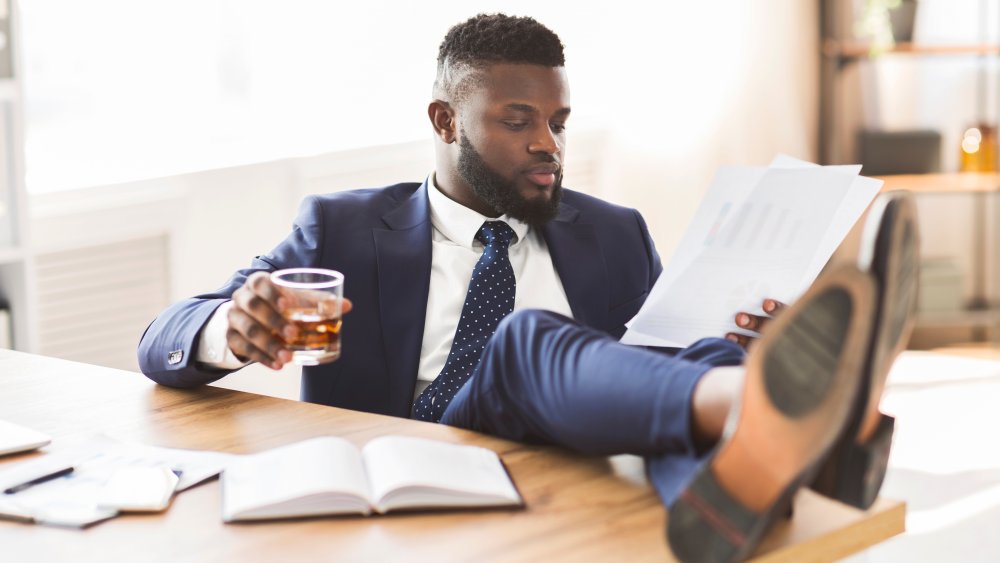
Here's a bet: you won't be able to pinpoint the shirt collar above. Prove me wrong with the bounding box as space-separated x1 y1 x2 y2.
427 173 530 249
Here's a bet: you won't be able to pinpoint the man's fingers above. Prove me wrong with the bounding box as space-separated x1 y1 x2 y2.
226 327 284 369
227 306 292 369
725 332 754 350
233 274 296 340
729 299 787 350
342 298 353 315
247 271 287 307
763 299 785 315
735 312 769 332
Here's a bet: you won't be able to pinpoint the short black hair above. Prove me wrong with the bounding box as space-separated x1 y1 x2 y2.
433 14 565 103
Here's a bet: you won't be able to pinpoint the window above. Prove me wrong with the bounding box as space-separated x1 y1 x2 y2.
21 1 445 192
19 1 756 193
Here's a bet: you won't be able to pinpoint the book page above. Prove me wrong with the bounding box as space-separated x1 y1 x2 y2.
222 436 371 521
362 436 521 513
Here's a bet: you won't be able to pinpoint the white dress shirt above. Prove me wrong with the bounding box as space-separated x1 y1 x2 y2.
418 176 573 384
197 176 575 391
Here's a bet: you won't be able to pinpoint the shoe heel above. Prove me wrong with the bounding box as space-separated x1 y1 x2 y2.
668 468 798 563
815 414 895 510
668 469 759 562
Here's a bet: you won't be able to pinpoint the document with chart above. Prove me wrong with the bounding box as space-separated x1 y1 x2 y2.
622 156 881 347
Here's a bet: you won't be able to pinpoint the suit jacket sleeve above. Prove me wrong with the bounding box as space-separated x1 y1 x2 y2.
136 196 325 387
634 208 663 294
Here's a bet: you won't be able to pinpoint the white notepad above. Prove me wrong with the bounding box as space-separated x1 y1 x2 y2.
0 419 51 457
222 435 523 522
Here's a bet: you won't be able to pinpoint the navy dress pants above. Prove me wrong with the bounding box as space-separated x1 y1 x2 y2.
440 309 745 506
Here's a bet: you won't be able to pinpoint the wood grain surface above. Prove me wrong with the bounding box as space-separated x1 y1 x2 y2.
0 350 903 562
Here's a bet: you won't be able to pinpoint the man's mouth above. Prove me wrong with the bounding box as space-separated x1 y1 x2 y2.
524 164 560 187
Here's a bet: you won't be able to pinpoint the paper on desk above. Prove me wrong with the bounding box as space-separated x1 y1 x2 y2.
622 157 880 347
78 434 236 492
0 419 51 457
0 434 236 527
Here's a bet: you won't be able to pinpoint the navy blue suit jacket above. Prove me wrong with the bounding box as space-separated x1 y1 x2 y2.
138 179 663 418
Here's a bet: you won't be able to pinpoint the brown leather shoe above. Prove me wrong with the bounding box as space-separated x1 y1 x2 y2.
810 191 919 509
667 266 875 562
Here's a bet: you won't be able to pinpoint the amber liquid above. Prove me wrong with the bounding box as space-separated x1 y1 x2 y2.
284 308 342 361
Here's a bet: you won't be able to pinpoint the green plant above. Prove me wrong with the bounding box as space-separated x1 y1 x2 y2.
855 0 904 55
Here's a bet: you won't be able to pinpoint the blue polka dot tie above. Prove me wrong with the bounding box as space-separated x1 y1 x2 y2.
412 221 517 422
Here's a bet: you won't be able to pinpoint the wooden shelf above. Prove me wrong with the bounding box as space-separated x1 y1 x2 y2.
823 40 1000 60
875 172 1000 194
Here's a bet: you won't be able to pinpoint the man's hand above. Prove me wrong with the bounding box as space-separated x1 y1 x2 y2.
227 271 353 370
724 298 785 350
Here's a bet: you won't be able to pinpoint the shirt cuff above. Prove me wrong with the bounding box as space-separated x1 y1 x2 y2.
196 301 250 370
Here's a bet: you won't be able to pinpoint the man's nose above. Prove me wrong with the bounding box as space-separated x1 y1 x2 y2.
528 125 560 156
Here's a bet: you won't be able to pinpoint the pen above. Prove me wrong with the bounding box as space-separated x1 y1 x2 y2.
3 467 75 494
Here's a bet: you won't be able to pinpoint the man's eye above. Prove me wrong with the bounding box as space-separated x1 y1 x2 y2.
550 123 567 134
503 121 529 131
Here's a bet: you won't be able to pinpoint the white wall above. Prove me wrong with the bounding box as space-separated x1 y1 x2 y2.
583 1 819 259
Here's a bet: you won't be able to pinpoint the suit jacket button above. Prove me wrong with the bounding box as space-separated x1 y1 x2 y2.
168 350 184 365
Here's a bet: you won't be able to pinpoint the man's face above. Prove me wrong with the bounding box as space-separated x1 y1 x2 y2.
455 64 570 227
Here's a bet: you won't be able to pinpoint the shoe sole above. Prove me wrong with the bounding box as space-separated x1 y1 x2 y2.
667 267 875 562
813 192 919 509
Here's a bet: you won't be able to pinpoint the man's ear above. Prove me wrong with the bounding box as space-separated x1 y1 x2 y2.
428 100 457 144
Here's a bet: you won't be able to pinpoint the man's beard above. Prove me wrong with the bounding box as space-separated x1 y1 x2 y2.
457 134 563 228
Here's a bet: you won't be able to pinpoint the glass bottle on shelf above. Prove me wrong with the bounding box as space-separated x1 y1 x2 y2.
959 123 997 172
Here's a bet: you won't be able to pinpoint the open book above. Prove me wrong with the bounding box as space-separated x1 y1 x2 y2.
221 435 522 522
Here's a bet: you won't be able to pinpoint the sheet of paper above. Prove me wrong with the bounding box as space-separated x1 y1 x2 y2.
768 155 880 284
0 419 51 457
622 165 767 347
0 434 235 527
98 465 180 512
623 160 875 347
81 434 236 492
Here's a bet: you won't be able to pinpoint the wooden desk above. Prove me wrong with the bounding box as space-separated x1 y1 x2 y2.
0 350 904 562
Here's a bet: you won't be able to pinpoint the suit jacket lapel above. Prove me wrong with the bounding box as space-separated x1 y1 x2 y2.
374 182 432 416
543 202 610 332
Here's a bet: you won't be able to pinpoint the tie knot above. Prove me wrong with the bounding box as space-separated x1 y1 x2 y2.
476 221 516 248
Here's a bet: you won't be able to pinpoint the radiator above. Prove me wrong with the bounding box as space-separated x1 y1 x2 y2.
35 235 170 371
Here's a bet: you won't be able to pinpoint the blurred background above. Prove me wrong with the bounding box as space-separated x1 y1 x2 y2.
0 0 997 391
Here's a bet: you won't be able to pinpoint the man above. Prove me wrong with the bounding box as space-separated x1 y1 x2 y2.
139 14 917 561
138 14 665 418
